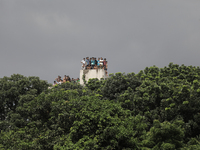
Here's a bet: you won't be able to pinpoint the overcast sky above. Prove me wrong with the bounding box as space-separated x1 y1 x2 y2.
1 0 200 83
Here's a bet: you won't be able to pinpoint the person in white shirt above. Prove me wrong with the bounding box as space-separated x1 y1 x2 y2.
99 57 104 69
81 58 86 70
58 79 63 84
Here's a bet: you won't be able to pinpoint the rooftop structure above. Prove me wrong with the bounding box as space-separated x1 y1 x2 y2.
80 69 106 85
80 56 108 85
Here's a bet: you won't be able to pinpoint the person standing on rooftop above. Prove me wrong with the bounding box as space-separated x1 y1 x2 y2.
86 57 90 68
89 57 92 66
81 58 86 70
95 57 97 66
103 58 107 67
103 58 108 76
100 57 103 69
97 58 100 68
91 57 95 69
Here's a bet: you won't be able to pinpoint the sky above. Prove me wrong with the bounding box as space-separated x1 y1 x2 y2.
1 0 200 83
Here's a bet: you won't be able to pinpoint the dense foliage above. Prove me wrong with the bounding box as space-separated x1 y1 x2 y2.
1 63 200 149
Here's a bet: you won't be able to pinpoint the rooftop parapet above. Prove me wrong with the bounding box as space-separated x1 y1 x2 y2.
80 69 106 85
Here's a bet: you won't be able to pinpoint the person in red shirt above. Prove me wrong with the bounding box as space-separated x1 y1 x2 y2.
103 58 107 69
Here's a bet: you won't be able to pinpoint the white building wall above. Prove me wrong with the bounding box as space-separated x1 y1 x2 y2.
80 69 106 85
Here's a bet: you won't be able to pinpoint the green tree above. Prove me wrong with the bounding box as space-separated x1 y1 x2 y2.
0 74 49 131
2 63 200 149
143 120 185 149
54 97 147 150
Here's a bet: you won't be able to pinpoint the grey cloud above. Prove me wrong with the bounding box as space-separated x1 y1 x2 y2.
1 0 200 83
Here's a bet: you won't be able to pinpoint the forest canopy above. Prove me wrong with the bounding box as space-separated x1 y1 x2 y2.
1 63 200 149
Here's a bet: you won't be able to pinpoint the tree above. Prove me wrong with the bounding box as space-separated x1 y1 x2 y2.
143 120 185 149
1 63 200 149
0 74 49 131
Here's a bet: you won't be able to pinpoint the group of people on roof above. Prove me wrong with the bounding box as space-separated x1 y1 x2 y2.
53 75 80 85
81 57 108 75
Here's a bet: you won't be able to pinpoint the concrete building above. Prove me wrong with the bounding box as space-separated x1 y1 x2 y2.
80 69 106 85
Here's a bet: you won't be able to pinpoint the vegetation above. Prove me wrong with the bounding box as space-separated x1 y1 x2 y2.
1 63 200 149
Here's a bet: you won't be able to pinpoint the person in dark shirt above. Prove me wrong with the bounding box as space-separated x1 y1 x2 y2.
91 57 95 69
71 78 75 83
103 58 108 76
87 64 91 69
95 57 97 65
89 57 92 66
66 75 71 82
93 64 98 69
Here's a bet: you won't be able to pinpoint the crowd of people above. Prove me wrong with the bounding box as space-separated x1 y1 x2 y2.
81 57 108 75
53 75 80 85
52 57 108 85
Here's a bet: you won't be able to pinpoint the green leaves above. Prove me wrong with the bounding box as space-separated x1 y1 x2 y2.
2 63 200 149
0 74 49 131
59 98 147 149
143 120 185 149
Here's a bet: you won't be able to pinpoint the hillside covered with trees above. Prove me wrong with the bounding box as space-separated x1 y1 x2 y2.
1 63 200 149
